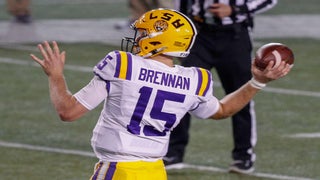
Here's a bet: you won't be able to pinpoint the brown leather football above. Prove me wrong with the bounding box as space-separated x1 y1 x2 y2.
254 43 294 70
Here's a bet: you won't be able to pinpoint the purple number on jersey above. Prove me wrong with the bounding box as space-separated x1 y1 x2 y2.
127 86 185 136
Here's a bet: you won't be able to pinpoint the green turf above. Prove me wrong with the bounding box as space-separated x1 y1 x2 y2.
0 147 97 179
0 39 319 179
266 0 320 15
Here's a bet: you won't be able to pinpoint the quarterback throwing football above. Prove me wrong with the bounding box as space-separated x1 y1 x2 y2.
30 8 291 180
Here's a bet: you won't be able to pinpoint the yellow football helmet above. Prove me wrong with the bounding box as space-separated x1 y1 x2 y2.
121 8 197 58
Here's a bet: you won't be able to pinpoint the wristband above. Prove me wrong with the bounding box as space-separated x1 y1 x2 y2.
249 78 266 89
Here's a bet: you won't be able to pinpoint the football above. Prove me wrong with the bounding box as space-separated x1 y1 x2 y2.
254 43 294 70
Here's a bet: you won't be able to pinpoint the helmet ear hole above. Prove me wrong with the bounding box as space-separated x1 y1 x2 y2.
150 41 161 46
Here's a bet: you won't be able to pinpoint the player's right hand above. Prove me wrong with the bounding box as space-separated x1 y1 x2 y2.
251 60 291 84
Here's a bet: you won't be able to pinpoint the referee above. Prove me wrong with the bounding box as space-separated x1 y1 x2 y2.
165 0 278 174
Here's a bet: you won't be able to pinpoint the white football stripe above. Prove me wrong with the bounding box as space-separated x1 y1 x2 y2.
287 133 320 138
0 140 316 180
272 50 282 68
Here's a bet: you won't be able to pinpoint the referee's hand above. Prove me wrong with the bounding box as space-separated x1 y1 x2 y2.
208 3 232 18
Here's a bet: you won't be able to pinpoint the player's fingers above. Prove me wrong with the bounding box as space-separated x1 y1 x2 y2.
38 44 49 60
44 41 54 59
52 41 60 57
38 43 49 61
30 54 44 66
60 51 66 64
277 61 290 73
277 66 289 78
274 62 290 78
265 60 275 71
282 63 292 75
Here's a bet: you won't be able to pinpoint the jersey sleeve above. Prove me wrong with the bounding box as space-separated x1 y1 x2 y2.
93 50 133 81
189 68 220 119
73 76 108 110
189 95 220 119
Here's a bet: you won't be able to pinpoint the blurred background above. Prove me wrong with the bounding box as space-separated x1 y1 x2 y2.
0 0 319 180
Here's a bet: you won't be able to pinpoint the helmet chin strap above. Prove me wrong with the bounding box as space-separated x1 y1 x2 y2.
142 47 167 58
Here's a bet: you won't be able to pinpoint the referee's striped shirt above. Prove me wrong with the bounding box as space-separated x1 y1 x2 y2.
175 0 277 26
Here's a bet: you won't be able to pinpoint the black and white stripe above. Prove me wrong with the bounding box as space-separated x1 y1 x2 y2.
175 0 277 26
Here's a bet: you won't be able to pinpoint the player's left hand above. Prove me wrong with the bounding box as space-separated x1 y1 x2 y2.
30 41 66 77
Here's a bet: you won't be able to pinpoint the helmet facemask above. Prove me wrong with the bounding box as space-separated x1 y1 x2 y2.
122 25 167 58
121 25 138 55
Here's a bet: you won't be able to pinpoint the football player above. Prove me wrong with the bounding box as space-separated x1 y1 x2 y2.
30 8 291 180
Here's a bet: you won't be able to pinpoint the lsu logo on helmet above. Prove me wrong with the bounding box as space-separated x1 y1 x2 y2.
154 20 168 32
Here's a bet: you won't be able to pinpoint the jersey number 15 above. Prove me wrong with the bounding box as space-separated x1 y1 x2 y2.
127 86 185 137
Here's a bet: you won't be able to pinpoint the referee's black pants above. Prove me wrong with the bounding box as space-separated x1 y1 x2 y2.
167 25 257 163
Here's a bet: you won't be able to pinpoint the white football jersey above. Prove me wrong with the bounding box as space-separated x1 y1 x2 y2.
74 51 219 162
